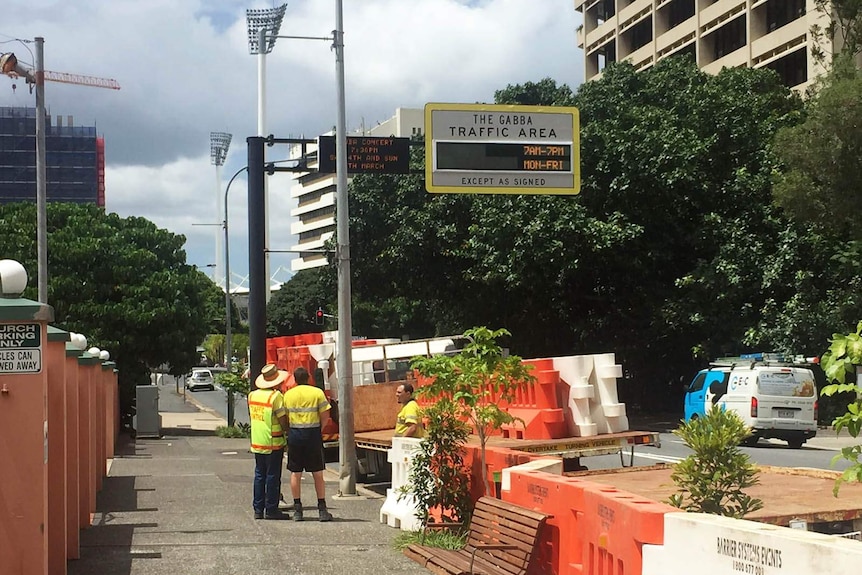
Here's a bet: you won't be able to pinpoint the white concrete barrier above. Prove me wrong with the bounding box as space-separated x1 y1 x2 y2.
500 458 562 494
643 512 862 575
380 437 423 531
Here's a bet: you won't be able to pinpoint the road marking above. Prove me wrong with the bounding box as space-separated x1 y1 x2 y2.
633 452 684 464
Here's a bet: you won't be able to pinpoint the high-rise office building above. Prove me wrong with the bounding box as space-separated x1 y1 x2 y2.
0 106 105 205
288 108 423 271
575 0 829 91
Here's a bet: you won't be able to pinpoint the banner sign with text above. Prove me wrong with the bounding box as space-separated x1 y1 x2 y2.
317 135 410 174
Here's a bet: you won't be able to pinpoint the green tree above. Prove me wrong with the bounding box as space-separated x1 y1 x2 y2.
494 77 575 107
403 396 473 527
412 327 534 496
810 0 862 65
203 332 250 366
216 363 252 427
818 322 862 494
266 268 330 335
773 57 862 237
338 58 829 412
0 202 219 417
668 406 764 518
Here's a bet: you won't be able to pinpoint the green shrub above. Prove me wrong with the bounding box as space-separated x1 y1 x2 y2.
668 406 764 518
215 424 249 439
819 322 862 494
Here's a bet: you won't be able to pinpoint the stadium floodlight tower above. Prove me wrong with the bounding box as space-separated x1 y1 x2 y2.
210 131 232 290
246 4 287 303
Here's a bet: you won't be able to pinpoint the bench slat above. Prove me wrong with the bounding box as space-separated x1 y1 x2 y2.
403 497 549 575
474 496 551 523
473 507 546 531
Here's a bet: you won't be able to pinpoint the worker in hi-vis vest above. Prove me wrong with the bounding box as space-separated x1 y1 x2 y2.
249 364 290 520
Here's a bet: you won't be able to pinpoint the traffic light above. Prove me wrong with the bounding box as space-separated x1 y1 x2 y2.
315 307 324 325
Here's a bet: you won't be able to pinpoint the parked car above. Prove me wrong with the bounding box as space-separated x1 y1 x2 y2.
187 368 215 392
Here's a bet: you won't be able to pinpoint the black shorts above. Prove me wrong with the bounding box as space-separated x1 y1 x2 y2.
286 428 325 473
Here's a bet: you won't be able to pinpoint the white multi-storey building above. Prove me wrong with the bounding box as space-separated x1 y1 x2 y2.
289 108 423 271
574 0 831 91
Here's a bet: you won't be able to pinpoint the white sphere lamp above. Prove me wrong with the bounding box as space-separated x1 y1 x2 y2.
0 259 28 297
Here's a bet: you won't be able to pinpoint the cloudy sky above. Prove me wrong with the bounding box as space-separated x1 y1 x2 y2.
0 0 583 289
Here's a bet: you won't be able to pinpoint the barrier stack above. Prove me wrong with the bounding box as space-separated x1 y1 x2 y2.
379 436 423 531
504 469 675 575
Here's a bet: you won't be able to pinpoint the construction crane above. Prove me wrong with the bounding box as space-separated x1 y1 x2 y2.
0 52 120 90
41 70 120 90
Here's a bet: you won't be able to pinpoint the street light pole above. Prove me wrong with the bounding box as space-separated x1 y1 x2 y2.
246 5 286 304
223 165 248 379
35 37 47 304
210 132 232 291
333 0 357 497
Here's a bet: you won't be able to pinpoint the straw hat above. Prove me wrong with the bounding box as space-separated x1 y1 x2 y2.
255 363 288 389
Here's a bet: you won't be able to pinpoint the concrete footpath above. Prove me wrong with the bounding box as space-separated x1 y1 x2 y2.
67 388 428 575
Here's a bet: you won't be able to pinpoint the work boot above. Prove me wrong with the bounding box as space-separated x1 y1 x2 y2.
293 503 303 522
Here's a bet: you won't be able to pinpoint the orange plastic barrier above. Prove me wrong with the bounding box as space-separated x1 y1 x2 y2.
501 359 565 440
414 358 567 441
506 471 591 574
266 339 278 364
505 470 676 575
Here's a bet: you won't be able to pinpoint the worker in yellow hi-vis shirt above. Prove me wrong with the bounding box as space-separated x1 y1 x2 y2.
283 367 333 522
394 383 424 438
248 364 289 520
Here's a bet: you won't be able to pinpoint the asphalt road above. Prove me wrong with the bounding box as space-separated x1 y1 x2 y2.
160 379 249 425
579 431 852 473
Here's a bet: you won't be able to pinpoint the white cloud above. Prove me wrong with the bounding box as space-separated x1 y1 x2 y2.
1 0 583 281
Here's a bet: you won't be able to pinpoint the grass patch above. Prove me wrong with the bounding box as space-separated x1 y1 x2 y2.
393 527 468 550
215 424 249 439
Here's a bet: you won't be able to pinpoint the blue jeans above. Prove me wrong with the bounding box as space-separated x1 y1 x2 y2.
253 448 284 513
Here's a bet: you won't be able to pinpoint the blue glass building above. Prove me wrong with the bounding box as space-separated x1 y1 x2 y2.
0 106 104 205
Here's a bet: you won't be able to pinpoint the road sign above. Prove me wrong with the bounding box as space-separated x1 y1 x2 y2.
0 323 42 374
317 135 410 174
425 103 580 195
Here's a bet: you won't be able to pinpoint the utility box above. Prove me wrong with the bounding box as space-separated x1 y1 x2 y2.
134 385 160 438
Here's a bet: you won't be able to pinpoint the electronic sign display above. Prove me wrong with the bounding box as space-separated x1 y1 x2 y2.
425 103 580 194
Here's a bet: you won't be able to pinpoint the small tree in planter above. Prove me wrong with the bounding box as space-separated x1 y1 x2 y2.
668 406 764 518
403 395 473 528
412 326 535 497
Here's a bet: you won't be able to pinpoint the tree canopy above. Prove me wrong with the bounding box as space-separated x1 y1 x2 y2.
266 268 330 335
0 202 223 411
332 58 860 409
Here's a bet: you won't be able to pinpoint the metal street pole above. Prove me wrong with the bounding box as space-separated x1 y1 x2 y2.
223 166 248 376
334 0 356 496
35 37 47 304
222 164 251 427
247 137 267 383
257 27 273 303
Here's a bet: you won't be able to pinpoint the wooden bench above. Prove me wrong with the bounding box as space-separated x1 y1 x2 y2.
404 496 551 575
